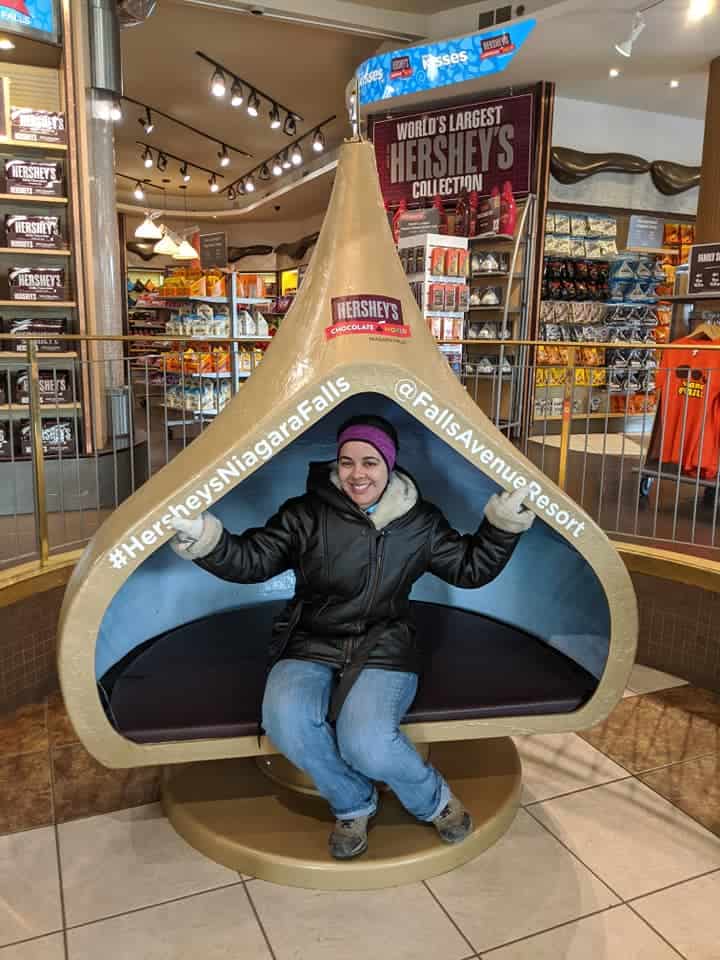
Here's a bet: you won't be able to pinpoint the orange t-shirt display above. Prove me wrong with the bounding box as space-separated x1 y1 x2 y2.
654 336 720 478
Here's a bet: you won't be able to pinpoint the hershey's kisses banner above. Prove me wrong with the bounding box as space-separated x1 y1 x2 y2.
371 91 535 207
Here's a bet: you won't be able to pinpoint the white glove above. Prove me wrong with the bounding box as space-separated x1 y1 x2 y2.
484 488 534 535
169 512 223 560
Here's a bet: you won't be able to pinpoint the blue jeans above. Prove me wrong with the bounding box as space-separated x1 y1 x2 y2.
262 659 450 821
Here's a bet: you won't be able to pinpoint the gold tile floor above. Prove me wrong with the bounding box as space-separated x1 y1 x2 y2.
1 664 719 959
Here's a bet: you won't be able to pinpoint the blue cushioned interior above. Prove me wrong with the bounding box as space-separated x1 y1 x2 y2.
96 393 611 681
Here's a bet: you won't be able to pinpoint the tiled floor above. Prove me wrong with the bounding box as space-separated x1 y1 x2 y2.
2 665 720 959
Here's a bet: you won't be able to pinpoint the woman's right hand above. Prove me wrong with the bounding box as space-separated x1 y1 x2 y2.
169 512 223 560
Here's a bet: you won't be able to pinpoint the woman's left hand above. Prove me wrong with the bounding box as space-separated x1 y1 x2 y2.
484 488 534 534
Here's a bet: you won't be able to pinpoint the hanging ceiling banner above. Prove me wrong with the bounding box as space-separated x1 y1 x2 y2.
371 91 535 206
0 0 58 44
356 19 536 107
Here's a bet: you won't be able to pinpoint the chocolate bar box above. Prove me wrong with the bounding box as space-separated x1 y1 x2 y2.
4 215 62 250
4 159 64 197
13 369 72 405
8 267 66 301
2 317 68 353
18 418 75 457
0 421 12 459
11 107 67 145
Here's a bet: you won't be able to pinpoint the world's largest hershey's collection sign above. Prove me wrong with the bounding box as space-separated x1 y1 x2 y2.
371 91 535 207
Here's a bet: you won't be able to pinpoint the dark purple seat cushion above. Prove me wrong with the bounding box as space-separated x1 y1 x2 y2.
104 601 597 744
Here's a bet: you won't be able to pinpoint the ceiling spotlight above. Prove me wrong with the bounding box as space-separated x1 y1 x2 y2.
669 78 680 88
157 152 168 172
312 128 325 152
281 151 292 170
210 68 226 98
110 100 122 122
245 176 255 193
230 79 244 107
272 157 283 176
0 37 15 51
247 89 260 117
142 146 153 168
180 162 191 183
135 215 163 240
237 181 246 196
614 11 646 58
259 163 271 180
688 0 715 21
218 145 230 167
228 185 236 201
270 104 282 129
140 107 154 134
284 113 297 137
133 182 145 201
291 144 303 166
209 174 220 193
609 67 621 78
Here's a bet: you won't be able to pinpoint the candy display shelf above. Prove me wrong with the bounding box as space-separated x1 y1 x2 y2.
0 247 71 256
1 402 80 416
0 194 68 204
0 300 76 307
0 138 67 151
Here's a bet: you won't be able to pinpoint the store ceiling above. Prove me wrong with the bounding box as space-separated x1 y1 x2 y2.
115 0 719 222
490 0 717 120
115 1 377 212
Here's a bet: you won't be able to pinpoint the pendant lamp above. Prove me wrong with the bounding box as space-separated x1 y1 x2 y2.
153 229 179 256
172 186 199 260
135 214 163 241
172 238 199 260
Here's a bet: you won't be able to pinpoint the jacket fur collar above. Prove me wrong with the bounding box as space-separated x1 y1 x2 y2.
330 465 419 530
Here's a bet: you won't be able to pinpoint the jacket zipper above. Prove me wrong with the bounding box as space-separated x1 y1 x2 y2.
364 530 386 621
341 529 386 672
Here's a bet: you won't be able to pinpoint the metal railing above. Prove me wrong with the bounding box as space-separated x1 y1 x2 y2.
1 334 719 572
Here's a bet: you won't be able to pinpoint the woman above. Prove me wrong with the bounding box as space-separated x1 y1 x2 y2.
170 414 533 860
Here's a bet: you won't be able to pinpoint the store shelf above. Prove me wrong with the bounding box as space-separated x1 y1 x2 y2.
625 246 676 256
533 412 650 422
426 310 466 319
0 193 68 204
470 234 521 244
0 247 71 256
236 297 273 304
469 306 520 313
0 351 76 360
1 402 81 416
0 300 76 308
235 336 273 342
0 138 67 151
406 274 467 284
189 371 232 379
471 273 524 280
664 292 720 302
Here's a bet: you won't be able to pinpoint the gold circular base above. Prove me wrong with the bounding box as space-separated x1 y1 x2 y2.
162 738 521 890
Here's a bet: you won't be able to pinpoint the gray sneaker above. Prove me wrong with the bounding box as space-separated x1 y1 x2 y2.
433 794 473 844
329 814 372 860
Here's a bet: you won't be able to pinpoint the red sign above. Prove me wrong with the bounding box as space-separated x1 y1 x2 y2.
480 33 515 59
326 295 410 341
372 91 534 208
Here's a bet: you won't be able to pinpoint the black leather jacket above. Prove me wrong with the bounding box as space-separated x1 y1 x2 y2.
196 462 520 715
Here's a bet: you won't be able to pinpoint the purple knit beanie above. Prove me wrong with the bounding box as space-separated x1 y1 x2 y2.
337 418 398 472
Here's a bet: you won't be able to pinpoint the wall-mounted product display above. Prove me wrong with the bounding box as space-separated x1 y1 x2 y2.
0 73 80 463
535 211 671 422
126 268 274 427
398 233 468 371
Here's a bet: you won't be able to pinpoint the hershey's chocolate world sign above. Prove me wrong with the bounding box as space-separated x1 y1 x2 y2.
372 91 534 207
